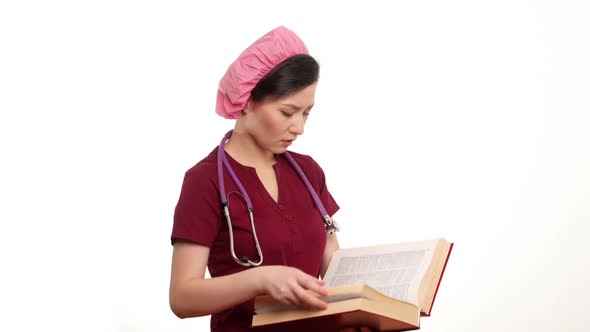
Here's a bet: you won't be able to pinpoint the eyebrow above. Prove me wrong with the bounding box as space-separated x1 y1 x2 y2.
281 103 314 111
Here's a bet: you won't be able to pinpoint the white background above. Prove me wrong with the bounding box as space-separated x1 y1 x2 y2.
1 1 588 331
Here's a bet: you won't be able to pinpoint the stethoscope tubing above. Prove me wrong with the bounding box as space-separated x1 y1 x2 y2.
216 129 339 267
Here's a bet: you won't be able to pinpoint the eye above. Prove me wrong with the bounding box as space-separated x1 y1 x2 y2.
280 110 293 117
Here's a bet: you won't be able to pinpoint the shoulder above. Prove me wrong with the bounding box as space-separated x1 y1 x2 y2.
182 147 218 187
282 150 328 185
283 150 322 171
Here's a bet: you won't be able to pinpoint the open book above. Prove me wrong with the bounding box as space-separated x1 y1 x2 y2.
251 238 453 331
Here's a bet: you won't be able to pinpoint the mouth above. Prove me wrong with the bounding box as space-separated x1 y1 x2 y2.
280 140 294 147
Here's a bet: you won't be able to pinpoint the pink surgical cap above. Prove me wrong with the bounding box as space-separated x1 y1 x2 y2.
215 26 310 119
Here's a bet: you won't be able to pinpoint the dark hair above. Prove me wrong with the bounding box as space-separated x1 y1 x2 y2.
250 54 319 103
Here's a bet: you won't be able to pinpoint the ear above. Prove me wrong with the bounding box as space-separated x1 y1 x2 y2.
242 99 255 115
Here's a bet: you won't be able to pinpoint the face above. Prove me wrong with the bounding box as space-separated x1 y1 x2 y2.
243 82 317 154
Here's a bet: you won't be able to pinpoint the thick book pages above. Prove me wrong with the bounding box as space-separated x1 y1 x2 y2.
422 242 453 316
252 287 420 331
252 238 453 331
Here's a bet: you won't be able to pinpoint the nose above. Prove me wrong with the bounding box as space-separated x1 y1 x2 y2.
289 114 305 135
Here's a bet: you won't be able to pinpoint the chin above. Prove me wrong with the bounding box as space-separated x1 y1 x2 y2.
271 146 288 154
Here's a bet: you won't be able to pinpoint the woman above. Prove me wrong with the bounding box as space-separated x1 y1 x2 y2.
169 26 341 331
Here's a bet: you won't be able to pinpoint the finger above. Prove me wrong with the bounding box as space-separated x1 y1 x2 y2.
272 286 298 306
292 283 328 310
281 290 299 307
300 276 329 297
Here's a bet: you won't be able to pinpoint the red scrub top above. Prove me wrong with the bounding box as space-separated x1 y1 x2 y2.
171 146 340 332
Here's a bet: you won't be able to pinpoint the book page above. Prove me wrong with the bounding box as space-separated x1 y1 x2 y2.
323 239 438 306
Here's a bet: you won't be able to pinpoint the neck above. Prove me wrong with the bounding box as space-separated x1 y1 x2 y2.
224 127 276 168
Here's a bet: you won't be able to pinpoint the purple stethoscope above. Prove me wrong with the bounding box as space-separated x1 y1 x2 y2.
217 130 340 267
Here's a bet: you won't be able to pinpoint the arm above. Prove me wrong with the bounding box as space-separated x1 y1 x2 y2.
319 232 340 279
169 241 329 319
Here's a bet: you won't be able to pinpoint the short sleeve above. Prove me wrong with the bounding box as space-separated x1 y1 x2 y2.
306 156 340 218
171 168 221 246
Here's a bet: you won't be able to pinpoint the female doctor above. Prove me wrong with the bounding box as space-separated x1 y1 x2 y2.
169 26 342 331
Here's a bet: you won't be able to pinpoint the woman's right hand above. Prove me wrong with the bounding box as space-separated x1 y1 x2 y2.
254 265 329 310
